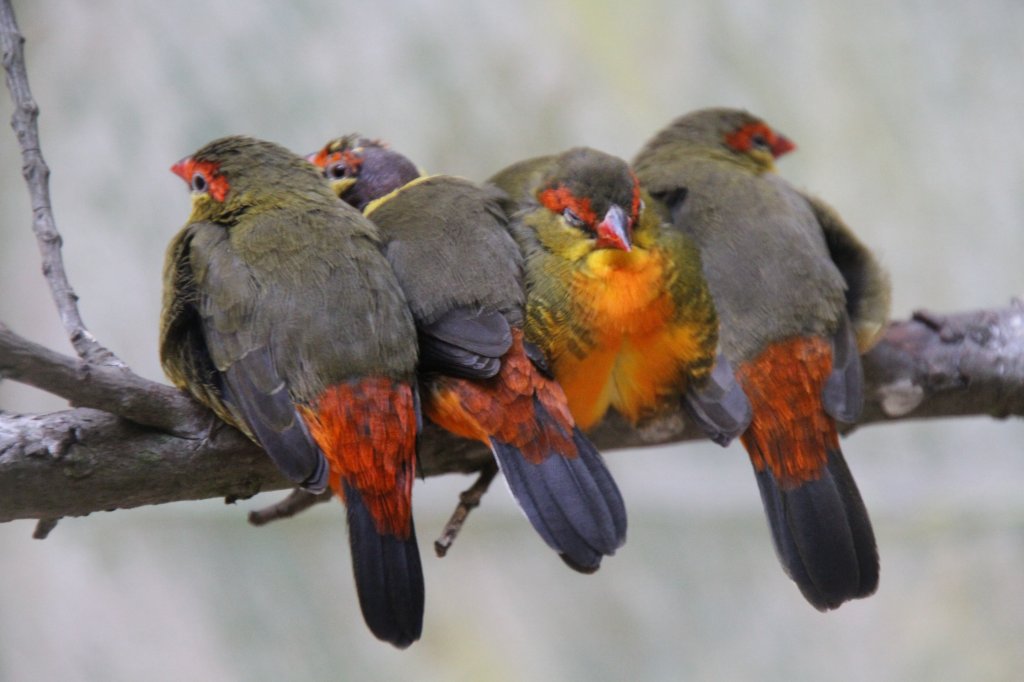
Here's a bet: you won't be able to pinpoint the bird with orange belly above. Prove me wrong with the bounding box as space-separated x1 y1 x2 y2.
309 136 628 572
488 147 751 443
633 108 891 610
160 136 423 647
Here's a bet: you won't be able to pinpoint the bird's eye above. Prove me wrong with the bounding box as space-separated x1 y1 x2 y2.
191 172 208 193
563 208 584 227
751 134 770 150
327 163 347 180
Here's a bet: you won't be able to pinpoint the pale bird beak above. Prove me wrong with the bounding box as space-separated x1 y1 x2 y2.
596 204 632 251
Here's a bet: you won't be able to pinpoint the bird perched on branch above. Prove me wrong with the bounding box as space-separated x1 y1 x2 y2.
488 147 750 443
633 107 891 610
309 135 627 573
160 136 423 648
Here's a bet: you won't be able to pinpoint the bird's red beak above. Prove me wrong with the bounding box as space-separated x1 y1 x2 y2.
596 205 632 251
170 156 192 182
771 135 796 158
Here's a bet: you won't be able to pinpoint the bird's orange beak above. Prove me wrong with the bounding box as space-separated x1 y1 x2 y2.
771 135 796 158
596 205 632 251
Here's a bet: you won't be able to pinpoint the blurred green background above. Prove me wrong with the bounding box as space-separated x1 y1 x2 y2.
2 1 1023 680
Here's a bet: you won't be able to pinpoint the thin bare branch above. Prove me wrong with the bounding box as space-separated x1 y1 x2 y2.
0 0 120 366
434 461 499 557
248 488 332 526
32 517 58 539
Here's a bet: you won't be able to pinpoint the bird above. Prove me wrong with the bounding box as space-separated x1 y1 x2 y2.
488 147 750 444
309 135 628 572
160 135 424 647
633 107 891 610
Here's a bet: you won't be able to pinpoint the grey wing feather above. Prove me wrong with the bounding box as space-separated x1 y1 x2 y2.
418 308 513 379
683 354 753 446
822 313 864 425
220 348 329 491
191 224 329 492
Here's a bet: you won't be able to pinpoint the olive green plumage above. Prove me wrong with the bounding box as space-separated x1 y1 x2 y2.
634 108 890 359
366 175 525 331
487 154 559 207
801 193 892 352
160 135 418 488
161 135 427 648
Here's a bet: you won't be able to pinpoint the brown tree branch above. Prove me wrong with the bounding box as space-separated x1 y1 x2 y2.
857 305 1024 424
0 407 282 521
0 0 120 367
0 323 212 436
2 302 1023 525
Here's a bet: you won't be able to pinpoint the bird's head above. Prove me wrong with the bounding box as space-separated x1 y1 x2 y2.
308 135 421 211
171 136 332 223
719 110 795 171
531 147 642 260
639 108 795 175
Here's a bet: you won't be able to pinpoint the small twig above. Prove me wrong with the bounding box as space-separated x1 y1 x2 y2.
32 518 59 539
434 460 499 557
248 488 333 526
0 0 121 367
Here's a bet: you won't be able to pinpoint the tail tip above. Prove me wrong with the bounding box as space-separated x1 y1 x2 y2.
560 552 602 574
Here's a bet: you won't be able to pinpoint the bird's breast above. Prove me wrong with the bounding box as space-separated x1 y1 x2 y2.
572 247 674 338
551 247 697 428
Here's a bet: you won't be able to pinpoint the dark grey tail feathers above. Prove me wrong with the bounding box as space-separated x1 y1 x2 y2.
753 449 878 611
490 425 627 574
343 482 424 648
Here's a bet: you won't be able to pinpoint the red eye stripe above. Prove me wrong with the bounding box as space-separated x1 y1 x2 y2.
340 149 364 172
308 148 362 175
724 121 794 158
170 157 230 203
308 147 337 169
538 185 598 226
